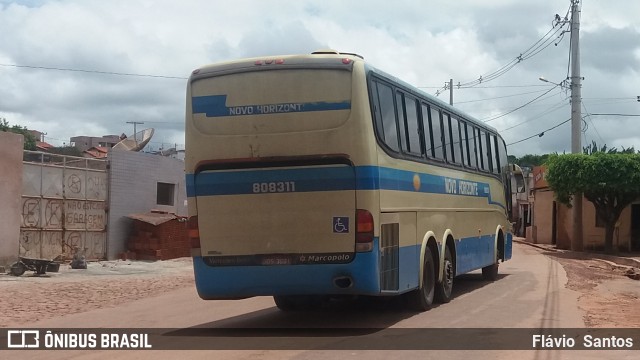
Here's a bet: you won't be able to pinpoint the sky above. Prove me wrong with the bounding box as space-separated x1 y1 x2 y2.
0 0 638 157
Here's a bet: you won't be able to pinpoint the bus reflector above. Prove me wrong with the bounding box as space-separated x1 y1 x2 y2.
342 58 352 64
187 216 201 249
356 209 374 252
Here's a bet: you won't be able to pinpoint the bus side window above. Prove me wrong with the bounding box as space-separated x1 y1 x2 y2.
421 103 434 158
479 130 490 172
396 91 409 153
460 121 472 168
490 134 500 174
498 136 509 174
450 116 463 165
404 95 422 156
430 107 444 160
376 82 400 152
474 128 484 170
469 126 479 169
442 113 453 163
371 81 386 142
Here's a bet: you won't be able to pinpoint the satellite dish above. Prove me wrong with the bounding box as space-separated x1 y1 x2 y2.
113 128 154 152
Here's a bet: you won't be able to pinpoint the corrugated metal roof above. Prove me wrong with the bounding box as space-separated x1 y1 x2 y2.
127 212 184 226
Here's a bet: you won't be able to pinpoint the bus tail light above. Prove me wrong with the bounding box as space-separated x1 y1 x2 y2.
187 216 201 249
356 209 374 252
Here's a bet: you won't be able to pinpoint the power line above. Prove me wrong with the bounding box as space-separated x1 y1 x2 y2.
506 118 571 146
435 4 572 96
498 96 569 132
581 102 604 144
588 113 640 117
0 63 188 80
419 84 551 89
481 85 562 123
455 88 553 104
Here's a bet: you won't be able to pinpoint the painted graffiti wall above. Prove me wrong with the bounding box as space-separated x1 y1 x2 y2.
20 152 108 260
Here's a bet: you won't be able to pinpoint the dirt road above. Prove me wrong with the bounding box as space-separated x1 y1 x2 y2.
0 244 638 329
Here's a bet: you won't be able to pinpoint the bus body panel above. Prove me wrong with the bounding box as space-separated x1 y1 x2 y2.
193 165 357 257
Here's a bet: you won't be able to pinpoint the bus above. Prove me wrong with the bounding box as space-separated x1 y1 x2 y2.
185 50 524 311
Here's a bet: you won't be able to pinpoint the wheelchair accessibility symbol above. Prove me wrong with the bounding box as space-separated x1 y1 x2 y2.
333 217 350 233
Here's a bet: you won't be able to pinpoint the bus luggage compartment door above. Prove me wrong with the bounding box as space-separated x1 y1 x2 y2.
194 163 357 265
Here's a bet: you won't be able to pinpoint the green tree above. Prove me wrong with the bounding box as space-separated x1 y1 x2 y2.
0 118 37 150
515 153 549 167
583 140 635 155
546 151 640 254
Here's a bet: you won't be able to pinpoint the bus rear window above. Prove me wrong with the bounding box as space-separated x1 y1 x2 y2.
190 69 352 135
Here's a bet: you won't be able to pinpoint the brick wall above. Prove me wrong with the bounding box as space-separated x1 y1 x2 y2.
106 150 187 260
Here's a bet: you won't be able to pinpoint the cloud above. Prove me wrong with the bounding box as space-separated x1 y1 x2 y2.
0 0 638 157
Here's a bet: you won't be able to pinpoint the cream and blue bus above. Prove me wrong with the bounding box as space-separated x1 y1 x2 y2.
185 50 523 311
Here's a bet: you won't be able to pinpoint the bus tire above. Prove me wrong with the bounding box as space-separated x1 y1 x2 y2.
482 253 499 281
435 246 454 303
273 295 325 311
273 295 297 311
407 247 435 311
482 263 499 281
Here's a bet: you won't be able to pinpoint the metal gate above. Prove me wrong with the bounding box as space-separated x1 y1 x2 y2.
20 151 108 260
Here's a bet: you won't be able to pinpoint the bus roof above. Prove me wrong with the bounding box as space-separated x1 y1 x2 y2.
190 51 499 135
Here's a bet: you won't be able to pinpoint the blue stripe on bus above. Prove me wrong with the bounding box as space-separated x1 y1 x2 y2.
505 232 513 260
192 95 351 118
185 166 505 208
193 238 382 298
191 233 512 299
190 166 355 196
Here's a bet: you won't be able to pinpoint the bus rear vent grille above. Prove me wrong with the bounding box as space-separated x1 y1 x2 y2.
380 223 399 291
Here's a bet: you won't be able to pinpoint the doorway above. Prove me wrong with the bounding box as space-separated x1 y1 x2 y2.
631 204 640 251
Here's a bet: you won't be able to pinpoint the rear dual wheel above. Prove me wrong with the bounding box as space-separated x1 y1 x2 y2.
435 246 454 303
407 247 436 311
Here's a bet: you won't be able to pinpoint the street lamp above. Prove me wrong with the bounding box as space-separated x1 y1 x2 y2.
538 76 554 84
539 76 568 89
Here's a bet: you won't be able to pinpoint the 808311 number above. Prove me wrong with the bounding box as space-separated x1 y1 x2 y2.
252 181 296 194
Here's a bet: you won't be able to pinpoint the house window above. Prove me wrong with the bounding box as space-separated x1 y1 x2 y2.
157 182 175 206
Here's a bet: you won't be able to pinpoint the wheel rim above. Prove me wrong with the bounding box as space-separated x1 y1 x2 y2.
443 259 453 294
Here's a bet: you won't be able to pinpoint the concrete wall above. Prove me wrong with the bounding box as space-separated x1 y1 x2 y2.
0 132 23 268
531 189 555 244
532 185 635 250
582 200 632 251
107 149 187 260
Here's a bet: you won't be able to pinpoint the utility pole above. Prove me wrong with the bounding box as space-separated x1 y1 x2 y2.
570 0 583 251
449 79 454 106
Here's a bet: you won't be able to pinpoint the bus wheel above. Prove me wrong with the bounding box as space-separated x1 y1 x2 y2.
273 295 325 311
407 247 435 311
435 246 454 303
273 295 298 311
482 253 499 281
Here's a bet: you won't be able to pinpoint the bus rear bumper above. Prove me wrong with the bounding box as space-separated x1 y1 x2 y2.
192 249 381 300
